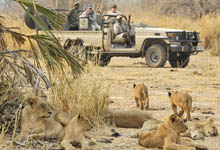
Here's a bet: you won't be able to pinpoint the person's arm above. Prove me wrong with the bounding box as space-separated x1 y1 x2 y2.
67 9 74 17
79 11 87 18
88 11 96 22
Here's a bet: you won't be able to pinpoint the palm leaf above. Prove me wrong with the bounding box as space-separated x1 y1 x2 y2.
2 1 84 79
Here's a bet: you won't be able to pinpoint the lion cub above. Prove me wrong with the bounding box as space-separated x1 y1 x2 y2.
19 97 63 139
182 117 218 140
19 97 94 150
168 91 194 121
59 114 93 150
139 114 208 150
133 83 150 110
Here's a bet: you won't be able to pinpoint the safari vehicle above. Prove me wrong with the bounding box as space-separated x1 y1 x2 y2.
25 12 204 68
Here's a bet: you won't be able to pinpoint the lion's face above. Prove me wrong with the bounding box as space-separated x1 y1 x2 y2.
77 114 93 131
169 114 188 133
203 118 218 137
191 130 204 140
26 98 53 119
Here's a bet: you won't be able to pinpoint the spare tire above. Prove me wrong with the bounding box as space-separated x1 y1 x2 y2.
24 9 52 30
35 14 52 30
24 9 36 29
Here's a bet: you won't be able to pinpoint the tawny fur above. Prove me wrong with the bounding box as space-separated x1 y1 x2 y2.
58 114 93 150
168 91 194 121
138 114 208 150
182 117 218 140
108 109 154 128
133 83 150 110
19 97 63 140
18 97 93 150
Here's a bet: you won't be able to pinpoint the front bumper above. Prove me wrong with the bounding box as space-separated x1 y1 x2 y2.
170 45 204 53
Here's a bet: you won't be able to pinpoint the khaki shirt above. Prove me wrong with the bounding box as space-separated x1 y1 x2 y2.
67 9 80 27
113 21 126 35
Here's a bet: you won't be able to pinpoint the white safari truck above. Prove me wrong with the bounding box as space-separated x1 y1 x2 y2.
26 12 204 67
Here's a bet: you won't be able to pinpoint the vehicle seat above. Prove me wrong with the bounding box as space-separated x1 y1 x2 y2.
96 14 102 26
109 18 126 44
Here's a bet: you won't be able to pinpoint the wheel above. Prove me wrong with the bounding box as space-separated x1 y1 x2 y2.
63 39 87 62
99 55 111 67
145 44 167 67
169 53 190 68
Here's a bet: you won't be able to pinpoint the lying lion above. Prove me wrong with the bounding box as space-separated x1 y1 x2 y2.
18 97 93 150
133 83 150 110
58 113 93 150
168 91 194 121
132 114 218 141
182 117 218 140
108 109 154 128
138 114 208 150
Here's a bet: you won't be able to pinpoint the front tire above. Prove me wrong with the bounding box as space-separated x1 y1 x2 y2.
169 53 190 68
145 44 167 67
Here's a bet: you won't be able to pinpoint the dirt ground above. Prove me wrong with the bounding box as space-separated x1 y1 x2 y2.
89 51 220 150
3 51 220 150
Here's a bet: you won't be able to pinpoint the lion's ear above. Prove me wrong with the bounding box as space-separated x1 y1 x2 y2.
170 114 176 123
207 117 213 123
168 92 172 97
133 84 136 88
26 98 37 106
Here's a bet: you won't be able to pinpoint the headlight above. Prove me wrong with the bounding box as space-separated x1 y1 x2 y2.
175 35 180 40
167 32 186 41
167 33 175 39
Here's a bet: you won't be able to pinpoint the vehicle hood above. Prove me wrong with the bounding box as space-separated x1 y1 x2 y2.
135 26 188 33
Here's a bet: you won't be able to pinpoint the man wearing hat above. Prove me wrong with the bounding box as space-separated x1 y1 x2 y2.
65 1 80 30
113 15 132 48
80 4 101 31
107 4 123 16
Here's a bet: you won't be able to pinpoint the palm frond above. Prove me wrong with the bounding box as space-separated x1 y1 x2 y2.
15 0 65 30
0 50 51 90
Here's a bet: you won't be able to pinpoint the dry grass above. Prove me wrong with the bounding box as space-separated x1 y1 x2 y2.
2 5 220 56
0 125 4 150
48 66 110 127
1 14 36 57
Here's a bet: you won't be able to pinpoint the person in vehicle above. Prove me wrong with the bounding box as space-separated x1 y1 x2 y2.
65 2 80 30
113 15 132 48
80 4 101 31
107 4 123 16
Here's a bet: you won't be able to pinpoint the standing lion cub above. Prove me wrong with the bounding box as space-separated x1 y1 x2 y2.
133 83 150 110
168 91 194 121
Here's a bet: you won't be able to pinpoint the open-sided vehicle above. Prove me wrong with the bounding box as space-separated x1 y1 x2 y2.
25 11 204 68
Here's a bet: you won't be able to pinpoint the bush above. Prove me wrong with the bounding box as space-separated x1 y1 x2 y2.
49 66 110 126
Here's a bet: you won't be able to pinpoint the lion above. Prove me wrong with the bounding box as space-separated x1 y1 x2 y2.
182 117 218 140
19 97 63 140
108 109 154 128
133 83 150 110
138 114 208 150
58 114 93 150
168 91 194 121
18 97 94 150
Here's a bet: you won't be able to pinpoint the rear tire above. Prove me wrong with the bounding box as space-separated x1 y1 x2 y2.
145 44 167 67
99 55 111 67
